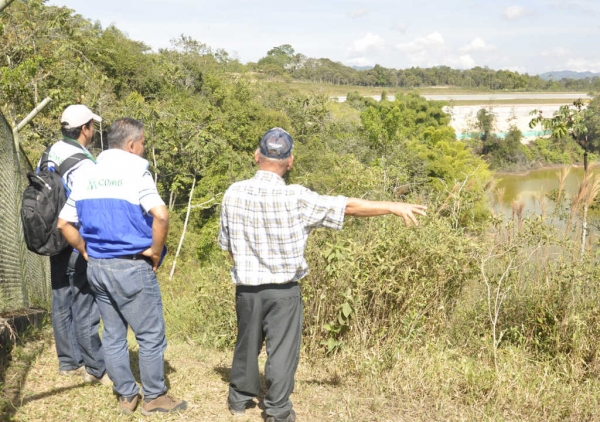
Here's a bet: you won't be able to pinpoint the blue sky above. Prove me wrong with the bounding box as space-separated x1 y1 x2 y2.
47 0 600 75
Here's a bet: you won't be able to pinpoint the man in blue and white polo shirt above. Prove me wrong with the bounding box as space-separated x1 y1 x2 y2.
57 118 187 416
42 104 107 384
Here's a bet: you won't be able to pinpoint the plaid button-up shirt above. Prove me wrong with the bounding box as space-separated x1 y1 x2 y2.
218 170 347 286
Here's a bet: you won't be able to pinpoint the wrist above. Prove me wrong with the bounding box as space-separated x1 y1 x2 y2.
151 244 163 255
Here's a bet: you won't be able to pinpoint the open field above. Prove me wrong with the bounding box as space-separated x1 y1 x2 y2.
274 81 495 97
276 80 591 101
443 99 582 106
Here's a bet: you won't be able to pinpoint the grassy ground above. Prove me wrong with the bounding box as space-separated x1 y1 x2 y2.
3 324 600 421
4 252 600 421
1 325 414 422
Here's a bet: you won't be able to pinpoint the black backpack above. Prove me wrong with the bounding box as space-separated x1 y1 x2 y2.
21 146 89 256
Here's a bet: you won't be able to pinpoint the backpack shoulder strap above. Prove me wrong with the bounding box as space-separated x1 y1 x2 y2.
57 152 90 176
37 145 53 172
38 140 93 176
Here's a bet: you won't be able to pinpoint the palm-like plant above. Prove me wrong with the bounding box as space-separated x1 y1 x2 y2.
529 98 597 256
530 99 592 171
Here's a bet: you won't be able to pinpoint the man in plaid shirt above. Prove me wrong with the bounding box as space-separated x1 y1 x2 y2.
219 127 426 422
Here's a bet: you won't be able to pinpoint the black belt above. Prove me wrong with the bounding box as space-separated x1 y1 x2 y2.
118 254 152 264
236 282 299 293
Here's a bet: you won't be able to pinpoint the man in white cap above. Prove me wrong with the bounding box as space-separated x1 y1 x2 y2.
40 104 108 384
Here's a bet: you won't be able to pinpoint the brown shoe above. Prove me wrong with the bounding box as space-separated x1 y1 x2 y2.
119 394 140 414
141 393 187 415
58 367 84 376
82 372 112 386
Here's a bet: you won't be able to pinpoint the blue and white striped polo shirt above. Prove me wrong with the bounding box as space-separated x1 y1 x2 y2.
58 149 165 259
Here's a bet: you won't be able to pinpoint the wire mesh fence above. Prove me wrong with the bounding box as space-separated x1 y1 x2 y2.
0 111 51 313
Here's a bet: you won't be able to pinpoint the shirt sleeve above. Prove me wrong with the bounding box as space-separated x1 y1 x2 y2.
217 196 230 251
138 171 165 213
298 187 347 231
58 192 79 223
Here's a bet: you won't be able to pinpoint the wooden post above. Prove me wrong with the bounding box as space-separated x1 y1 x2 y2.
12 97 52 162
0 0 15 13
169 176 196 280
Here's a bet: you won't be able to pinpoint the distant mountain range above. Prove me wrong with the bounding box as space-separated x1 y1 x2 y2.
539 71 600 80
351 65 373 71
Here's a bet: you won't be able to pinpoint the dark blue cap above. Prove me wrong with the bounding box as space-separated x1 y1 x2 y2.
259 128 293 159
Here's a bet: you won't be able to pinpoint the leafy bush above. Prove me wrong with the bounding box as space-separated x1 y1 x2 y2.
301 213 482 353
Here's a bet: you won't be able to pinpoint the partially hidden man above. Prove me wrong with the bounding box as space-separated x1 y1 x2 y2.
57 118 187 415
43 104 108 384
218 127 427 422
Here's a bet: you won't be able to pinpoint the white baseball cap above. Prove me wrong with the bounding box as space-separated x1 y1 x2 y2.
61 104 102 129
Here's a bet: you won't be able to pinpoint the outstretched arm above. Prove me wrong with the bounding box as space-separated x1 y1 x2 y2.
345 198 427 226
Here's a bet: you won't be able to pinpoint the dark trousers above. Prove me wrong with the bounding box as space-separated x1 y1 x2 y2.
228 282 302 421
50 248 105 377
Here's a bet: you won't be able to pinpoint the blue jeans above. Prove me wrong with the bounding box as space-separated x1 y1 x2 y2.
87 256 168 399
50 248 104 376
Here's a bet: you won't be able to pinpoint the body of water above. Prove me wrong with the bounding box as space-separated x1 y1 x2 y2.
493 166 594 218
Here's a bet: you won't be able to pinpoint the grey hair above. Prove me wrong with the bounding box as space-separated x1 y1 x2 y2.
258 151 290 163
107 118 144 149
257 151 291 174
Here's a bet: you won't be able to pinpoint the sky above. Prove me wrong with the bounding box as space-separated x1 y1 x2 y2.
46 0 600 75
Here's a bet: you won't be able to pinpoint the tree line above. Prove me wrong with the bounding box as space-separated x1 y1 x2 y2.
255 44 600 91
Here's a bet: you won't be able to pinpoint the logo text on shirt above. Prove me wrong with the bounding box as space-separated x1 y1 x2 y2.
87 178 123 190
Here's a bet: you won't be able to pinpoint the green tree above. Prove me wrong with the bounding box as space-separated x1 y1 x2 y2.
257 44 296 71
530 98 598 172
476 108 496 143
530 97 600 256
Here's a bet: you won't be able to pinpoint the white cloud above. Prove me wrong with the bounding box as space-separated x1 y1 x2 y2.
460 37 496 53
503 6 529 20
394 32 448 66
566 57 600 72
348 9 368 19
396 32 445 53
458 54 476 68
345 57 373 67
540 47 571 57
445 54 476 69
348 33 385 55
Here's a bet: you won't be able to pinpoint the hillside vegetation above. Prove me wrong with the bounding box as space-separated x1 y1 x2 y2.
3 1 600 420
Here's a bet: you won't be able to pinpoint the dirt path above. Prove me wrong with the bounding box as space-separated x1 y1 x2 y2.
0 327 399 422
